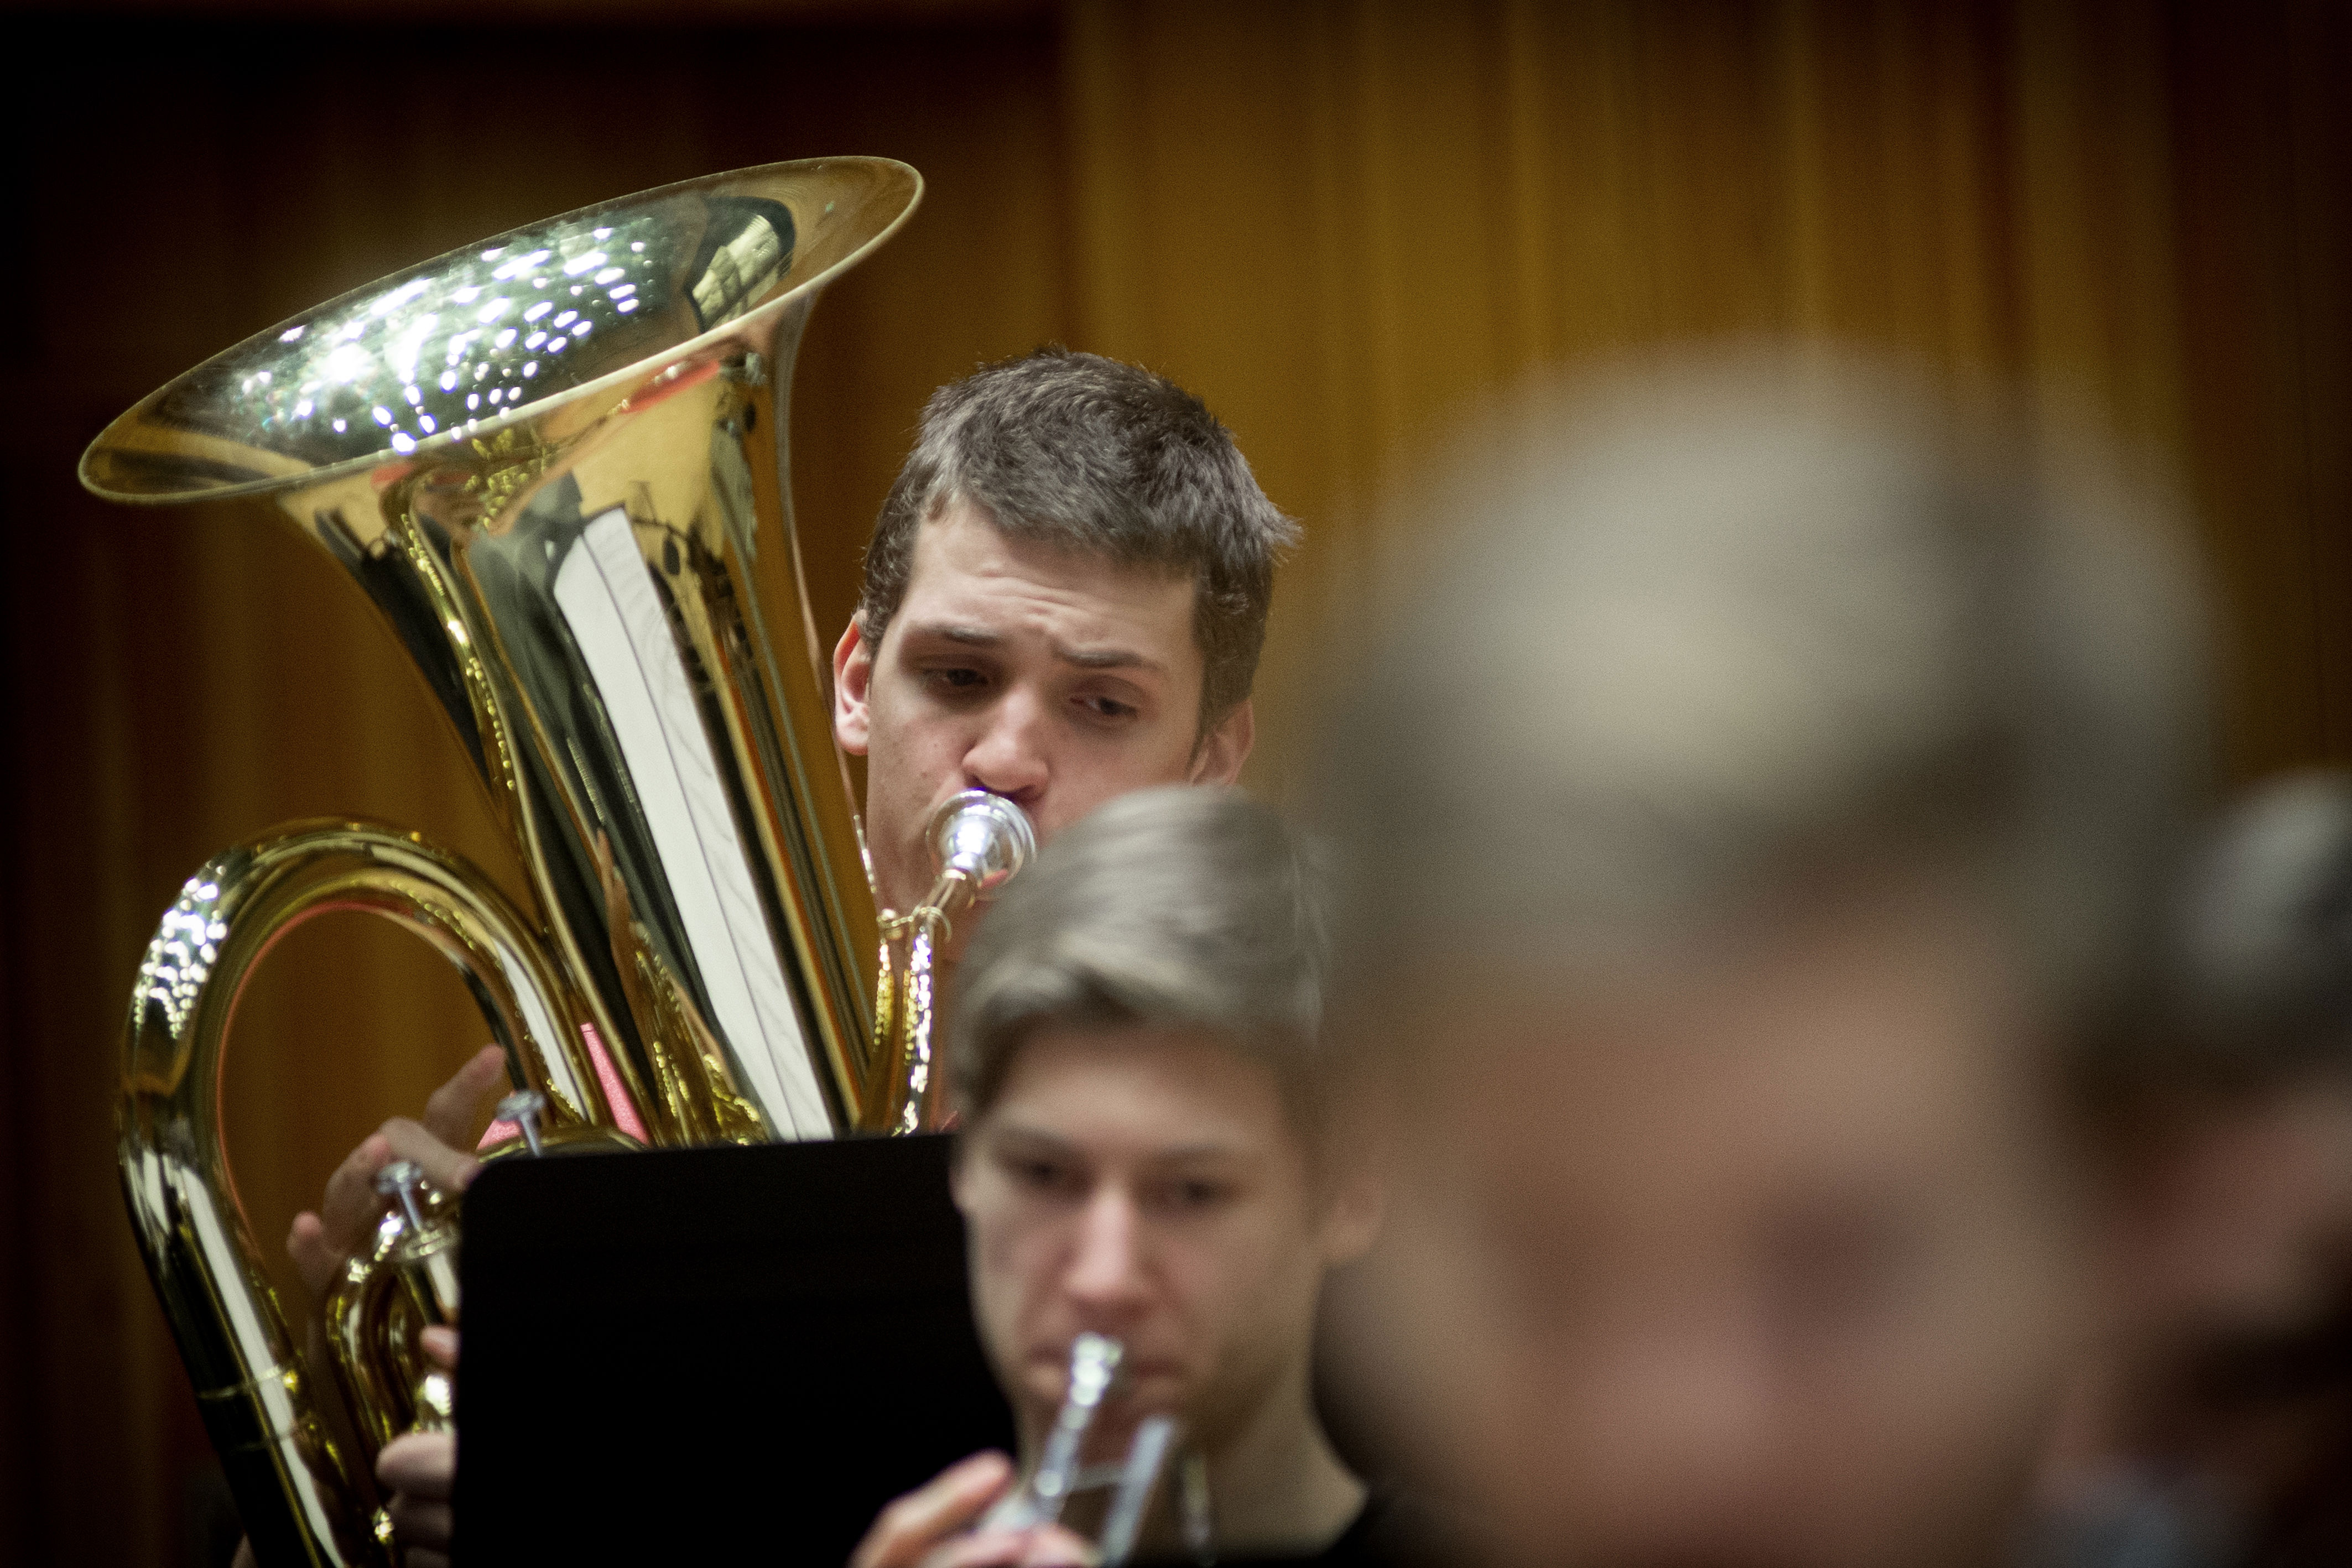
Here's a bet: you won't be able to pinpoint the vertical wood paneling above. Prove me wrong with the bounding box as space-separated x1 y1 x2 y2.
1058 0 2346 791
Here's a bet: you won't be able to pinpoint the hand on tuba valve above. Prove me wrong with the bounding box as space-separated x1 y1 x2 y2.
321 1089 555 1461
287 1046 503 1306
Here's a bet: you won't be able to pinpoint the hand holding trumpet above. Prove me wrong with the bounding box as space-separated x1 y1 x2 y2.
851 1452 1094 1568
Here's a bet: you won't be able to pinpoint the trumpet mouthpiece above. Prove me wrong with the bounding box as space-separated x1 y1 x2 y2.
1069 1331 1123 1404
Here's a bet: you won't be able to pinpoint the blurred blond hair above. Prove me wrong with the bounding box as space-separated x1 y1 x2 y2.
1317 350 2214 1083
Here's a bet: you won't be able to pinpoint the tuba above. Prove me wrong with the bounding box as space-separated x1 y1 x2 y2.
85 159 1026 1565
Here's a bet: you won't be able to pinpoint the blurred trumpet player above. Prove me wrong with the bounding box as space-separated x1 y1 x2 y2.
2036 771 2352 1568
1315 358 2214 1568
278 348 1297 1564
850 785 1448 1568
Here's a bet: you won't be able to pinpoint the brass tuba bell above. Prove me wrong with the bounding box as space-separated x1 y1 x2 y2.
84 159 1022 1565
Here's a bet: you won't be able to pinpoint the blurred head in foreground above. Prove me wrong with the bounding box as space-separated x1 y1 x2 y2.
1317 357 2211 1568
946 785 1381 1555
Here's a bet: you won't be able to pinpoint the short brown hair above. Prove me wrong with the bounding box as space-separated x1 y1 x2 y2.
857 348 1299 734
948 785 1325 1132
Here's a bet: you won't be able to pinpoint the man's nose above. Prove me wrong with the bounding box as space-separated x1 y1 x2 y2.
1064 1189 1149 1321
961 687 1049 806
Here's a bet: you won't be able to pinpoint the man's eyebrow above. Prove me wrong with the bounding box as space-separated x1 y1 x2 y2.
986 1125 1248 1165
1047 638 1163 675
901 622 1164 676
1145 1142 1252 1167
903 622 1002 648
988 1121 1082 1154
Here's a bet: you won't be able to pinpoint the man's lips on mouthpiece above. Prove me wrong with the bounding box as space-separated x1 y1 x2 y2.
1027 1345 1186 1396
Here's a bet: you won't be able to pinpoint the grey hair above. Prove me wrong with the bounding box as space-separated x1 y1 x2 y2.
2160 770 2352 1086
1317 353 2213 1085
948 785 1326 1129
858 347 1300 734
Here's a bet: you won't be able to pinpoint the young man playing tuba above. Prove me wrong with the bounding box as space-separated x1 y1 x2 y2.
285 349 1298 1566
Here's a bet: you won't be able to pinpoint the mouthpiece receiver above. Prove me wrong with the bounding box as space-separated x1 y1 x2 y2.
871 790 1040 1134
990 1333 1125 1525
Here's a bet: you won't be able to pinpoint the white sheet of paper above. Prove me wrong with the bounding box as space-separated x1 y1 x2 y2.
551 506 831 1140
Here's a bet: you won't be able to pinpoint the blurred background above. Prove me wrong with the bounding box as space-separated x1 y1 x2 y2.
1 0 2345 1561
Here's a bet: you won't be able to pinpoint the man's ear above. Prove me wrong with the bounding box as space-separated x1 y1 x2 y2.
834 621 874 757
1188 698 1254 785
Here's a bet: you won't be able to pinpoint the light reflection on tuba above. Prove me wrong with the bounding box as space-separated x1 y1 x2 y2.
85 160 1029 1565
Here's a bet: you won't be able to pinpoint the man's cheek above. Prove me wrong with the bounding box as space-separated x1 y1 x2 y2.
1170 1236 1267 1358
971 1229 1040 1364
865 684 939 775
969 1211 1023 1302
989 1220 1066 1321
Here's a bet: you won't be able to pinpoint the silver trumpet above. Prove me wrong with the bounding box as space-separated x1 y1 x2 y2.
984 1332 1210 1566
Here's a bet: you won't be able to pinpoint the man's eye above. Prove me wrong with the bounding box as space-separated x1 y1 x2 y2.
1012 1157 1077 1193
1154 1179 1231 1212
1076 694 1138 722
923 667 990 695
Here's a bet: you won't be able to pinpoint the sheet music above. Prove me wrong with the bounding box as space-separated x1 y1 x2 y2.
552 505 831 1140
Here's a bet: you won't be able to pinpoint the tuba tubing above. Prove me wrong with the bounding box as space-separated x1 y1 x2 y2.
121 821 629 1564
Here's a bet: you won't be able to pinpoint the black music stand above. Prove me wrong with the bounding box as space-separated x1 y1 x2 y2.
454 1134 1014 1564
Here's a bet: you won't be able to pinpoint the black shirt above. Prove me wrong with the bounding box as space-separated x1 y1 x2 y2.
1207 1489 1479 1568
1318 1489 1470 1566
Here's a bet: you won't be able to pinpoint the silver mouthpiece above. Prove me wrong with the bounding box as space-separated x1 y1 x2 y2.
1035 1332 1121 1503
926 789 1035 894
1069 1331 1121 1397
